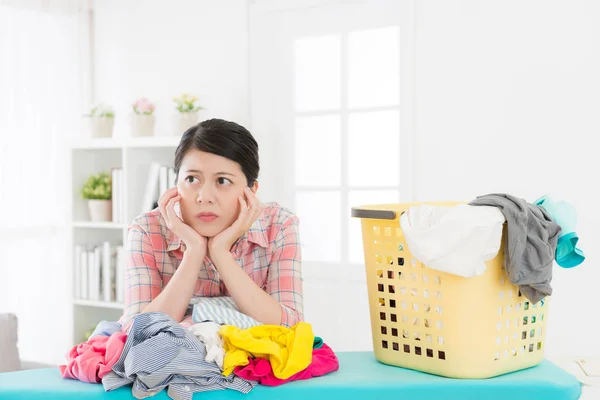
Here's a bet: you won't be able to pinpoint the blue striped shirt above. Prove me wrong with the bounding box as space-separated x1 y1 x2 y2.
191 296 261 329
102 312 255 400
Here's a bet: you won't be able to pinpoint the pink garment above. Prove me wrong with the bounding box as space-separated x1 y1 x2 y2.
234 343 339 386
59 332 127 383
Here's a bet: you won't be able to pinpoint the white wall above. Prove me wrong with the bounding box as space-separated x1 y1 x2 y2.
414 0 600 358
249 0 600 359
89 0 599 360
92 0 250 138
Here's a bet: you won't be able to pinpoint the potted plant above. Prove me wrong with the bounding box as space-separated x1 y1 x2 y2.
130 97 156 137
85 104 115 138
81 171 112 222
171 93 203 136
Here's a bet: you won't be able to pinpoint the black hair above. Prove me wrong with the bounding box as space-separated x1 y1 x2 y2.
174 118 259 186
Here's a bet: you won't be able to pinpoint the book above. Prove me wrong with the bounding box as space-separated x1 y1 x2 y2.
87 249 95 301
119 169 125 223
102 242 112 302
80 248 88 299
112 168 120 223
74 245 82 299
116 246 125 303
141 163 161 213
159 166 168 200
168 167 176 189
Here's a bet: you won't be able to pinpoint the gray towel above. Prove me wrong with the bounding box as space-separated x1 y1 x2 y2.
469 194 561 303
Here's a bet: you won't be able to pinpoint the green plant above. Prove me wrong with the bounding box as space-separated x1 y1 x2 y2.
81 171 112 200
173 93 204 113
86 104 115 118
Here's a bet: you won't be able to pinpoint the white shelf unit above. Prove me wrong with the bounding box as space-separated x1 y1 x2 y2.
69 137 179 345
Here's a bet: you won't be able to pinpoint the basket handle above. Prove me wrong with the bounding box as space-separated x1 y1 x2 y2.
351 207 397 220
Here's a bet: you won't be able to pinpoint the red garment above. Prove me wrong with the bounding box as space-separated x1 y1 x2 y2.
59 332 127 383
234 343 339 386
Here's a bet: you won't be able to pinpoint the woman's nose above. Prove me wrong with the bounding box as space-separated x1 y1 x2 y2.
196 184 215 204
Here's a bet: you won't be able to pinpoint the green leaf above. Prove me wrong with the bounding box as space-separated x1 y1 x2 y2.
81 171 112 200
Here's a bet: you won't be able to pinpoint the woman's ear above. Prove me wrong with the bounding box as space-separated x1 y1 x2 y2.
251 181 259 194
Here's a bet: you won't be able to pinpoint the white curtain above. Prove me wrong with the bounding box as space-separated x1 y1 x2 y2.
0 0 87 364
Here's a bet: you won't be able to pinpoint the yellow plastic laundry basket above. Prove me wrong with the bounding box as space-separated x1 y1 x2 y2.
351 202 549 379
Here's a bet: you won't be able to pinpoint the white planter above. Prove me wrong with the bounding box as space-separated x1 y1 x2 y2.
89 117 114 138
88 199 112 222
130 114 155 137
171 111 200 136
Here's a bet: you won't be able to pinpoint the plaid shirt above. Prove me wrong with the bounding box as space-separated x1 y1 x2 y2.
119 202 303 330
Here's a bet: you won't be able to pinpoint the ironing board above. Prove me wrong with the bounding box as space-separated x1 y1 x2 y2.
0 352 581 400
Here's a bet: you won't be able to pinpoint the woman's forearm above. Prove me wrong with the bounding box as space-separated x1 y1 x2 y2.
212 252 282 325
142 250 203 322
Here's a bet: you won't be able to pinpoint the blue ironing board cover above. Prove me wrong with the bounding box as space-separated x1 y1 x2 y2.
0 352 581 400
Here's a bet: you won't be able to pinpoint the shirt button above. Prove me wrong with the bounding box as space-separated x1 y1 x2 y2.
184 385 190 392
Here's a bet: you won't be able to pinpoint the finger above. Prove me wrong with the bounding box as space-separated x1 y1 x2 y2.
165 195 181 228
244 188 261 223
158 187 178 209
245 187 261 216
229 196 247 231
241 197 259 232
238 196 249 220
158 188 177 226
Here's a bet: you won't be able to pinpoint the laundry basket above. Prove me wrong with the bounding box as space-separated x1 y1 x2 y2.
351 202 549 379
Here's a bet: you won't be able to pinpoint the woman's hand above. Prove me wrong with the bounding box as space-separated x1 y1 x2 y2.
208 187 261 259
158 187 207 256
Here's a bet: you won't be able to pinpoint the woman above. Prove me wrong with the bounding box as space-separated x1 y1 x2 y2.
119 119 303 331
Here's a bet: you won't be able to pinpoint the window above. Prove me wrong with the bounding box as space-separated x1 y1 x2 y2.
292 26 404 266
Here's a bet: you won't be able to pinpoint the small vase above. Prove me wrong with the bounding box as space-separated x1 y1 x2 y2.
130 114 155 137
171 111 200 136
89 117 114 138
88 199 112 222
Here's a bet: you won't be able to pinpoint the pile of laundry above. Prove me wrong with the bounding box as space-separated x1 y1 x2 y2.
59 297 339 400
400 193 585 303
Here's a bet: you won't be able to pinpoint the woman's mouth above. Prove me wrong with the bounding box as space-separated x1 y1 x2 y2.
196 212 218 222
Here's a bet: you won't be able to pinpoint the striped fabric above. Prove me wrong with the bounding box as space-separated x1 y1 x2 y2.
119 202 304 331
102 312 255 400
191 296 261 329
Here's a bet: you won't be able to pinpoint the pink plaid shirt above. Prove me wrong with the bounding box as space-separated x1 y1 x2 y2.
118 202 303 329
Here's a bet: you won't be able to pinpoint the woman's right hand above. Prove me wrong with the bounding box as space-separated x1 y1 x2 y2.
158 187 207 257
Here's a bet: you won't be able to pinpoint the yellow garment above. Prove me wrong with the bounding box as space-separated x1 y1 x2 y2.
220 322 314 379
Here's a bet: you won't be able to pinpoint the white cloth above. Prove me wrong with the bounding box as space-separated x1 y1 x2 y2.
399 204 505 278
186 322 225 370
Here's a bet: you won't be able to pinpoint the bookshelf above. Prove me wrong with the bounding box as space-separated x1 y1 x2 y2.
69 134 179 345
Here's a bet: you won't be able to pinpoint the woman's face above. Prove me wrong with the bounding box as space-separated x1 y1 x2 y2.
176 149 258 238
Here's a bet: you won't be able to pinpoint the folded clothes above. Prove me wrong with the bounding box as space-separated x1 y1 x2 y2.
191 296 261 329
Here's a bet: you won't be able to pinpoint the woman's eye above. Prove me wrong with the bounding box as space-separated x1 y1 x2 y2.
185 176 198 184
217 177 232 185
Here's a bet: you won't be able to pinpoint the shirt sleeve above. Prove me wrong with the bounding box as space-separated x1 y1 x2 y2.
266 215 304 327
119 224 163 331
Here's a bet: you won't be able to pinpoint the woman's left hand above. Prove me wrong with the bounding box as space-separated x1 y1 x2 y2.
208 187 261 259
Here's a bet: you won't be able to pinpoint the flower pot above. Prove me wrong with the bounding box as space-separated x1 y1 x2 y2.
88 199 112 222
130 114 155 137
171 111 200 136
89 117 114 138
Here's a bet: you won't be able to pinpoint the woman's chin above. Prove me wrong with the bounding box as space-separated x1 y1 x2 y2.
192 224 222 238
